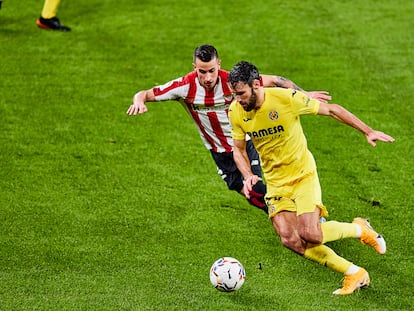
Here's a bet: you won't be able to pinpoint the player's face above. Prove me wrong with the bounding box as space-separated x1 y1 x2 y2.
193 57 221 91
232 82 257 111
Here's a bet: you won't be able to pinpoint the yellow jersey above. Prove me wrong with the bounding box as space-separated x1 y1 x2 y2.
229 88 320 195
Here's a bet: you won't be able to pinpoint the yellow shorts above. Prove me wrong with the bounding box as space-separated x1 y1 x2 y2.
265 171 328 219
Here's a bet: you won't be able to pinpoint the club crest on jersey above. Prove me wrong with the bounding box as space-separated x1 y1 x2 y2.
268 110 279 121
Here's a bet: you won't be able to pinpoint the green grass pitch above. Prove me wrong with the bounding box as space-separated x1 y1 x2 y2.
0 0 413 310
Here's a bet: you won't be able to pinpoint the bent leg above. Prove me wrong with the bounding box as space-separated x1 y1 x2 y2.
211 150 267 213
273 212 360 275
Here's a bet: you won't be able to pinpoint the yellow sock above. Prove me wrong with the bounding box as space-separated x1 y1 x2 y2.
304 244 352 274
321 221 357 244
41 0 61 19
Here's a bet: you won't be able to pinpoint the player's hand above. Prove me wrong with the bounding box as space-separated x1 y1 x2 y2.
127 101 148 115
305 91 332 104
243 175 262 199
365 130 395 147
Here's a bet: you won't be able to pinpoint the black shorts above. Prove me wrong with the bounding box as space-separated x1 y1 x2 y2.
210 140 262 193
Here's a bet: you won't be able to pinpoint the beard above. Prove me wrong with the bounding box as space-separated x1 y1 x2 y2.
242 88 257 111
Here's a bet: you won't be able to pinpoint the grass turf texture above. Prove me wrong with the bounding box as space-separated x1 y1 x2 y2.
0 0 413 310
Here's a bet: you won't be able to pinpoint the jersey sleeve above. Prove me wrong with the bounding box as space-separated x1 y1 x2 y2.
152 76 190 101
228 102 246 141
290 89 320 115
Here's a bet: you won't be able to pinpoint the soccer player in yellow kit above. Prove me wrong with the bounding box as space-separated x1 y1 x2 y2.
228 61 395 295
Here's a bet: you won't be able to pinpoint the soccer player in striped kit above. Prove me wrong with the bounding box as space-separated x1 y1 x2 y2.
127 45 330 213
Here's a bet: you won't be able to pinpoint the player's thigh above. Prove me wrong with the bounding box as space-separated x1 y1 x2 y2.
272 211 305 252
272 210 297 236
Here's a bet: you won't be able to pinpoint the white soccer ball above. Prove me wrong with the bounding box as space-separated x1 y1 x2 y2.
209 257 245 292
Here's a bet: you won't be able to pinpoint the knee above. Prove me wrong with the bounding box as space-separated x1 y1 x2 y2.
280 235 297 249
278 231 305 254
298 226 323 244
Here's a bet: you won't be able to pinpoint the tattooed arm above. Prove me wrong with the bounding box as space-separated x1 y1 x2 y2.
261 74 331 103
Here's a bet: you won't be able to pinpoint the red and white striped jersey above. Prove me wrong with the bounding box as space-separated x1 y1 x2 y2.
152 69 235 153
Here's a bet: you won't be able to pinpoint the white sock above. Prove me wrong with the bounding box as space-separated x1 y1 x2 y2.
345 264 360 275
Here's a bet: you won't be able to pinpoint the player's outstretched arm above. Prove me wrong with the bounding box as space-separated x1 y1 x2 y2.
261 75 331 103
318 102 395 147
127 89 155 115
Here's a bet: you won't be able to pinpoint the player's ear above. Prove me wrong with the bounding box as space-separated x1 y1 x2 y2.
192 63 196 70
253 79 261 89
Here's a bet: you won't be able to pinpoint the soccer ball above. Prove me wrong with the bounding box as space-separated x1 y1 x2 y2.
209 257 245 292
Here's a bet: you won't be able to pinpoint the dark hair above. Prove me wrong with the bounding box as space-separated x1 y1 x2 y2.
228 61 260 88
193 44 219 62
